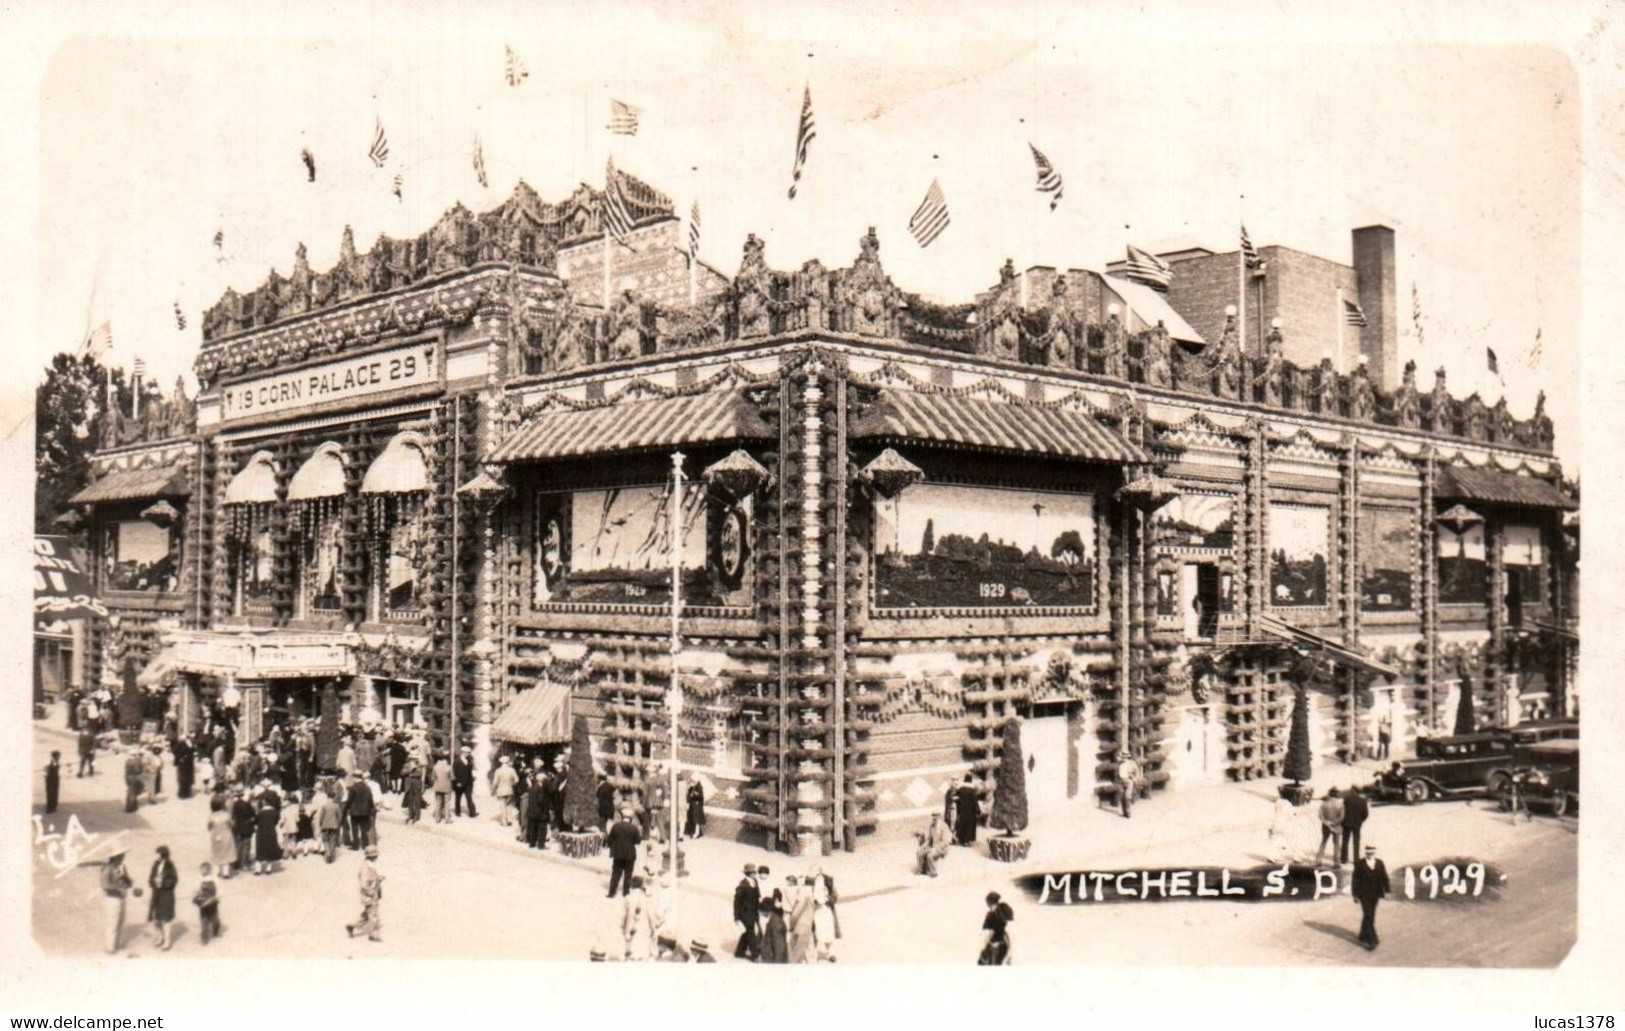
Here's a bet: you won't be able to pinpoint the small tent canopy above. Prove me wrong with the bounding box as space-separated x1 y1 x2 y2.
361 431 429 495
223 450 279 505
287 442 348 501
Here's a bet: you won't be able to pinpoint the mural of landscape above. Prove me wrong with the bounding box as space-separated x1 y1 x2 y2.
104 519 176 592
1154 493 1235 551
1504 523 1544 606
874 483 1096 609
1359 507 1415 611
1268 503 1329 606
1438 522 1486 604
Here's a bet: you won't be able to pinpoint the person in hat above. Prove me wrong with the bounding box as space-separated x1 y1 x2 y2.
401 756 425 824
336 737 357 779
146 844 179 949
689 938 717 963
254 781 283 875
683 772 706 839
43 750 61 814
490 755 519 826
230 788 257 875
452 746 478 819
655 932 689 962
596 773 617 832
1350 843 1391 951
1114 751 1142 819
192 862 223 945
430 753 454 824
732 862 761 960
606 805 642 898
952 773 980 846
977 891 1015 965
347 845 384 942
123 749 145 813
916 813 951 877
588 946 608 962
524 768 551 849
346 770 376 849
99 838 134 954
548 757 568 832
316 782 343 863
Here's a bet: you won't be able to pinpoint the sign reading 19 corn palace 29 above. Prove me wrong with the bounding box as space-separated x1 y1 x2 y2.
218 340 441 423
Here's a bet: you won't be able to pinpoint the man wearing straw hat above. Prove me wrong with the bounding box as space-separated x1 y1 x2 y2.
98 836 135 954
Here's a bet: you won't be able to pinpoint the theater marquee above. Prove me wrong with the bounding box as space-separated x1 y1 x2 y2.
218 341 440 422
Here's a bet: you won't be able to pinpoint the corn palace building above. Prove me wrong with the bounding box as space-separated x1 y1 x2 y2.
67 168 1578 855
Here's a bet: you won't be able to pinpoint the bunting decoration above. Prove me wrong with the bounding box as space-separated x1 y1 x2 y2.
505 45 528 87
1029 143 1063 211
369 118 390 168
174 301 186 331
1123 244 1173 290
608 99 641 136
908 179 950 248
787 85 816 200
473 135 488 188
301 147 317 182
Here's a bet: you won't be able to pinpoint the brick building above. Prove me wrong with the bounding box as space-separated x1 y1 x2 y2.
66 168 1577 855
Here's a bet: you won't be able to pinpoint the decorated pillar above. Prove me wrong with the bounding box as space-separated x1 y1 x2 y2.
794 358 827 855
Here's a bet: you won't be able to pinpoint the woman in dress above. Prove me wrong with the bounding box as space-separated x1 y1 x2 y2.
277 792 301 860
759 896 790 964
787 876 816 964
295 794 317 855
621 878 655 961
812 881 837 962
140 746 161 804
207 796 236 877
146 845 179 950
253 787 282 875
683 776 706 839
977 891 1015 965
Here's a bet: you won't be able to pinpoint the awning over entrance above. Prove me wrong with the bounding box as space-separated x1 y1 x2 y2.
137 646 177 687
69 464 191 505
489 683 572 746
850 389 1150 464
362 432 429 494
1436 465 1576 511
1534 620 1579 643
489 390 772 463
1257 614 1400 678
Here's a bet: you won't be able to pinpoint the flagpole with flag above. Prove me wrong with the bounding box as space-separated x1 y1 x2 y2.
688 200 701 305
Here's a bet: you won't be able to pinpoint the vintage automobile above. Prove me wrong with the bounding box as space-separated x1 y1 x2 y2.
1483 718 1579 796
1369 732 1516 804
1497 739 1579 816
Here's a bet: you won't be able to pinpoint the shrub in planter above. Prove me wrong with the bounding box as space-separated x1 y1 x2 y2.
988 720 1031 863
557 715 605 858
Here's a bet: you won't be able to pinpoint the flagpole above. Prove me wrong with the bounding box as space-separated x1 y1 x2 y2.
1237 246 1247 358
1335 289 1344 367
667 451 686 928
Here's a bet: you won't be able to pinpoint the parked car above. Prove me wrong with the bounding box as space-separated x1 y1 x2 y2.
1483 719 1580 796
1368 732 1516 804
1497 739 1579 816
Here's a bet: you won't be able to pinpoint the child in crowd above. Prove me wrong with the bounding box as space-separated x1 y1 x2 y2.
295 792 318 856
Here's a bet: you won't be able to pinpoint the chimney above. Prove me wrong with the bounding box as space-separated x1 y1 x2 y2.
1351 225 1397 390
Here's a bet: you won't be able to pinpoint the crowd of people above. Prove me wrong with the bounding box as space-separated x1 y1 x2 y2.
728 861 841 964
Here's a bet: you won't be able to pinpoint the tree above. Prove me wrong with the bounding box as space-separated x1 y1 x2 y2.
990 719 1029 835
1284 684 1313 784
34 354 132 532
563 715 601 832
118 655 143 730
920 518 935 555
317 683 342 770
1454 676 1477 735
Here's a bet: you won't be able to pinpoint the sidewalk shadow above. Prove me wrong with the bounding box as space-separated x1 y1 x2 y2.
1303 919 1364 949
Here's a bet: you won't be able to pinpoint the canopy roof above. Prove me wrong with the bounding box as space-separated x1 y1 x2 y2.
1436 465 1576 511
1258 614 1401 678
224 451 279 505
69 464 190 505
287 443 347 501
361 432 429 495
489 390 771 463
850 389 1149 464
489 683 572 745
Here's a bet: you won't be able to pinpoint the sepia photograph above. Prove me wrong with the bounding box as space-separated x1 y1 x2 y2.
4 0 1624 1020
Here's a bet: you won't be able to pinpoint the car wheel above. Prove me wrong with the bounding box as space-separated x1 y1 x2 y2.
1552 792 1569 818
1404 780 1429 805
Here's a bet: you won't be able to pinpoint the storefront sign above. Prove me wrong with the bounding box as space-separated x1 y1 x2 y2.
218 341 439 422
170 630 355 678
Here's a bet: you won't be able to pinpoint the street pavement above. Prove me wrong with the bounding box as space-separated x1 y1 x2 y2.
29 718 1575 965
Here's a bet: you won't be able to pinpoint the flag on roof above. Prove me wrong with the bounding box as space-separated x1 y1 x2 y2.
1530 327 1542 370
787 85 816 200
1342 298 1368 327
213 229 224 251
473 135 488 188
602 158 635 243
1240 223 1265 271
1487 346 1500 377
173 302 186 331
369 119 390 168
301 147 316 182
1122 244 1173 291
908 179 950 248
81 322 112 361
609 99 641 136
688 200 701 258
505 45 528 87
1411 282 1424 349
392 173 403 201
132 357 147 379
1029 143 1063 211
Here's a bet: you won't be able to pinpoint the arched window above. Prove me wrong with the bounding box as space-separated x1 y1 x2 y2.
288 442 347 615
360 432 429 619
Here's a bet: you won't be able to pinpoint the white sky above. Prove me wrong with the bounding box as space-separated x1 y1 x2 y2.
25 7 1582 470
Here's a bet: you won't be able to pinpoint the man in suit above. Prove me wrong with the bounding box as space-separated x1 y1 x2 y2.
1351 843 1391 951
733 862 762 960
1315 788 1345 866
525 772 551 849
346 771 376 849
452 747 478 818
606 806 641 898
1340 787 1370 864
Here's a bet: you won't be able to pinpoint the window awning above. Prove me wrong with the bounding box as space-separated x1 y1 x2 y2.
69 464 191 505
362 432 429 494
1101 274 1206 346
850 389 1150 464
489 683 573 745
224 450 278 505
1258 614 1400 678
1436 465 1576 511
288 442 347 501
488 390 772 463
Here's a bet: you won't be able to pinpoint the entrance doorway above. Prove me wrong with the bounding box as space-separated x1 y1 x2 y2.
1181 563 1220 639
1170 703 1226 789
1021 703 1073 805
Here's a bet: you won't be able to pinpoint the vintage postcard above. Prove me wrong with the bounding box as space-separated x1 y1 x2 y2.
3 0 1622 1017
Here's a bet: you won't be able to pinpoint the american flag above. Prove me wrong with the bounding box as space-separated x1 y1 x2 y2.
369 118 390 168
1029 143 1063 211
1530 327 1543 370
392 173 403 201
601 158 635 243
688 200 701 257
301 147 317 182
787 85 815 200
81 322 112 361
908 179 950 248
1411 282 1424 349
608 99 641 136
213 229 225 264
174 301 186 331
505 45 528 87
1122 244 1173 291
1241 224 1265 271
1487 346 1500 377
1343 298 1369 327
473 135 488 188
132 357 147 380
